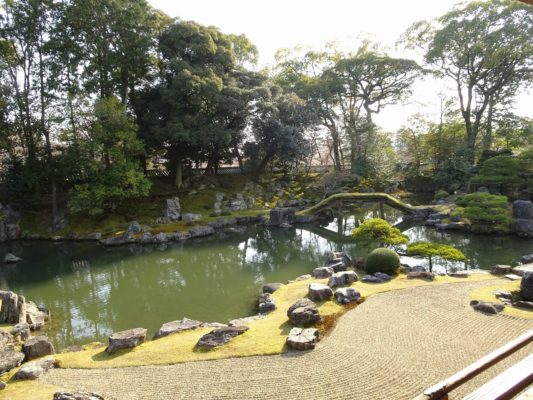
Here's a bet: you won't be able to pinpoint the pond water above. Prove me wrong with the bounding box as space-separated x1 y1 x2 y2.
1 204 531 349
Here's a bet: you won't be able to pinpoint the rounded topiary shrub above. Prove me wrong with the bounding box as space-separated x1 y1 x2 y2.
365 248 401 275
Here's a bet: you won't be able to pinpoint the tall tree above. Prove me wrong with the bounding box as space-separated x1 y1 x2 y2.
407 0 533 163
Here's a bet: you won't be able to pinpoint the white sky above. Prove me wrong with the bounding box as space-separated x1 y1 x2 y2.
148 0 532 131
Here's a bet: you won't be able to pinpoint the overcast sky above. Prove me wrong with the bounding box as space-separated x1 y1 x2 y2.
148 0 532 131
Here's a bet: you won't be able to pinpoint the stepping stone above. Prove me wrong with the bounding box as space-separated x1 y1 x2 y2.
286 328 319 350
153 318 203 339
53 392 104 400
505 274 522 281
106 328 147 354
470 300 504 315
197 326 249 349
308 283 333 301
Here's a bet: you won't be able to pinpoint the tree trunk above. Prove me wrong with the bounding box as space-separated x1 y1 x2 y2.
482 96 495 152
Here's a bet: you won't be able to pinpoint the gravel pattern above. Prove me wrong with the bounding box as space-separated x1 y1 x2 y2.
42 280 533 399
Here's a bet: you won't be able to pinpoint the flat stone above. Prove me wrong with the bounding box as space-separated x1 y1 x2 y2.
287 298 320 326
197 326 249 349
228 315 265 326
490 264 512 275
313 266 334 278
53 392 104 400
334 287 361 304
106 328 147 354
257 293 276 312
470 300 505 315
188 226 215 238
362 272 391 284
505 274 522 281
448 271 470 278
0 349 24 374
153 318 203 339
513 264 533 276
4 252 21 263
295 274 312 281
513 301 533 310
22 336 55 361
308 283 333 301
14 357 55 380
262 283 282 294
286 327 319 350
493 290 513 301
327 271 358 288
407 271 435 281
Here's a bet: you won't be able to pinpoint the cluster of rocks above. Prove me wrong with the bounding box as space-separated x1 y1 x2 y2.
100 215 266 246
0 290 50 329
213 192 256 216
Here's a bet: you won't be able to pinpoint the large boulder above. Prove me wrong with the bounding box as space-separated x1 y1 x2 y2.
181 213 202 222
0 290 26 324
490 265 512 275
4 252 21 263
257 293 276 313
334 287 361 304
513 219 533 238
269 208 295 227
312 266 334 278
308 283 333 301
22 336 55 361
327 271 358 288
229 194 248 211
197 326 249 349
512 200 533 220
520 272 533 301
11 323 30 341
153 318 203 339
286 327 319 350
0 349 24 374
163 197 181 221
106 328 147 354
14 357 55 380
287 298 320 326
53 392 104 400
327 252 352 268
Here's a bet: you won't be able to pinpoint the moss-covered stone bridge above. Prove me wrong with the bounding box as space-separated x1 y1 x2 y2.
298 192 418 217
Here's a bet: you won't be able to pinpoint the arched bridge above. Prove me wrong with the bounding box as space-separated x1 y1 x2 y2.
297 192 417 217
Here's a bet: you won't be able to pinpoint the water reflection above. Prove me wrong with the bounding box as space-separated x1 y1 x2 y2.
0 205 531 349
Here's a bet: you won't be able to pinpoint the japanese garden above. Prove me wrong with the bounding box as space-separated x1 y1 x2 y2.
0 0 532 399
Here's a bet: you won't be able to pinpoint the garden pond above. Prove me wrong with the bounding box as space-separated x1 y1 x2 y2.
1 204 531 349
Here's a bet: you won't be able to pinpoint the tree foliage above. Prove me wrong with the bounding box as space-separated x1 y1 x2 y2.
352 218 408 246
407 241 466 272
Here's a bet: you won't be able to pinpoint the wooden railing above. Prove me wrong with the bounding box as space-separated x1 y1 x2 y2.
413 329 533 400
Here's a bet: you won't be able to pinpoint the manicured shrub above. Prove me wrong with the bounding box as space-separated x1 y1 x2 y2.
365 248 401 275
352 218 408 246
434 189 449 200
454 193 511 224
